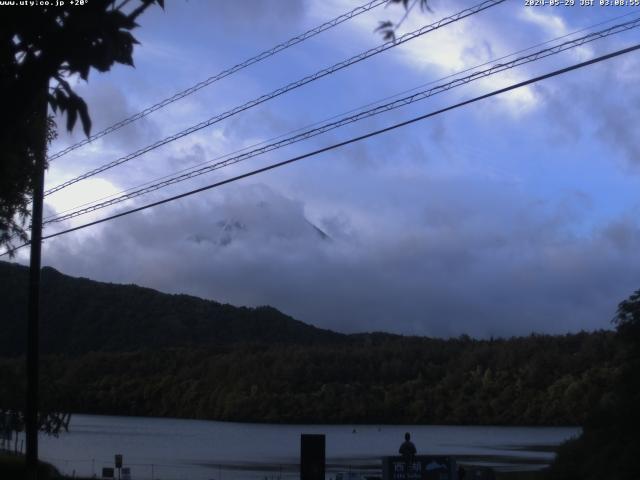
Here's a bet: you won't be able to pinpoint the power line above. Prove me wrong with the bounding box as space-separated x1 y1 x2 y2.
44 9 640 222
42 17 640 225
4 42 638 258
44 0 505 197
46 0 389 162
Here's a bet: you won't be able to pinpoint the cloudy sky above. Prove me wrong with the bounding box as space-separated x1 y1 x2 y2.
13 0 640 337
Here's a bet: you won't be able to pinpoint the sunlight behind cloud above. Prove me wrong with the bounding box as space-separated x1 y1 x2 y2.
44 178 124 223
396 13 538 115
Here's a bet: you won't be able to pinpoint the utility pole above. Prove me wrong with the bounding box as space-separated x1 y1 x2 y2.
26 81 48 480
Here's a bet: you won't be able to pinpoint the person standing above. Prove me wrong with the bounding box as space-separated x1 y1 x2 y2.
399 432 417 457
399 432 417 480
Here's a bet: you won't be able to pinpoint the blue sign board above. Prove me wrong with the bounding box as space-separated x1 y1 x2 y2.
382 456 458 480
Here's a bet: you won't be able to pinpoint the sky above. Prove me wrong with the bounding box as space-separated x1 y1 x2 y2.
12 0 640 338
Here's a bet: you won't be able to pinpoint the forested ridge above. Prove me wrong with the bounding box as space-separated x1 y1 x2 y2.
0 261 619 426
0 261 342 356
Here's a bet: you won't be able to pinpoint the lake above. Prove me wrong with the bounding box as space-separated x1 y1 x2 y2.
35 414 580 480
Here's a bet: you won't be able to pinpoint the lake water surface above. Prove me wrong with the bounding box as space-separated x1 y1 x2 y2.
37 414 580 480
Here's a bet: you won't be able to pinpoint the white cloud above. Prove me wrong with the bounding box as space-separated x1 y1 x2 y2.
315 0 542 116
44 178 123 218
23 0 640 340
520 9 568 37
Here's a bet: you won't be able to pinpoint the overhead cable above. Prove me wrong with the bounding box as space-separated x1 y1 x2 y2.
46 0 389 162
42 17 640 225
44 0 505 197
4 42 638 258
45 9 640 221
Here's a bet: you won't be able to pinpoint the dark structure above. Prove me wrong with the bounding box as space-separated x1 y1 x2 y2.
300 434 325 480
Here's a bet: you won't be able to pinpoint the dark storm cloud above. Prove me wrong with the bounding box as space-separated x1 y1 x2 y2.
220 106 295 149
536 62 640 168
596 97 640 168
202 0 307 36
47 81 164 197
51 82 160 154
32 3 640 339
40 178 640 338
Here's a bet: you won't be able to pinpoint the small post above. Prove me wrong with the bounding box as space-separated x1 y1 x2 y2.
115 454 123 480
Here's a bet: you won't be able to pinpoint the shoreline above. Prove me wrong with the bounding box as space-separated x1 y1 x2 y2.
61 411 584 429
1 453 549 480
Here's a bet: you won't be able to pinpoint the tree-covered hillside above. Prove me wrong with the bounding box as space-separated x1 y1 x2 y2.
0 333 617 426
0 261 620 426
0 261 342 356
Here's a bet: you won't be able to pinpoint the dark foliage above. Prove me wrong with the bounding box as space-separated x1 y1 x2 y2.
548 289 640 480
376 0 431 42
0 453 61 480
0 0 163 252
0 332 617 426
0 261 619 426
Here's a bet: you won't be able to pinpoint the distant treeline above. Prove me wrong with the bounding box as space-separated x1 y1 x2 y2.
2 263 638 478
0 261 621 425
0 331 617 425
